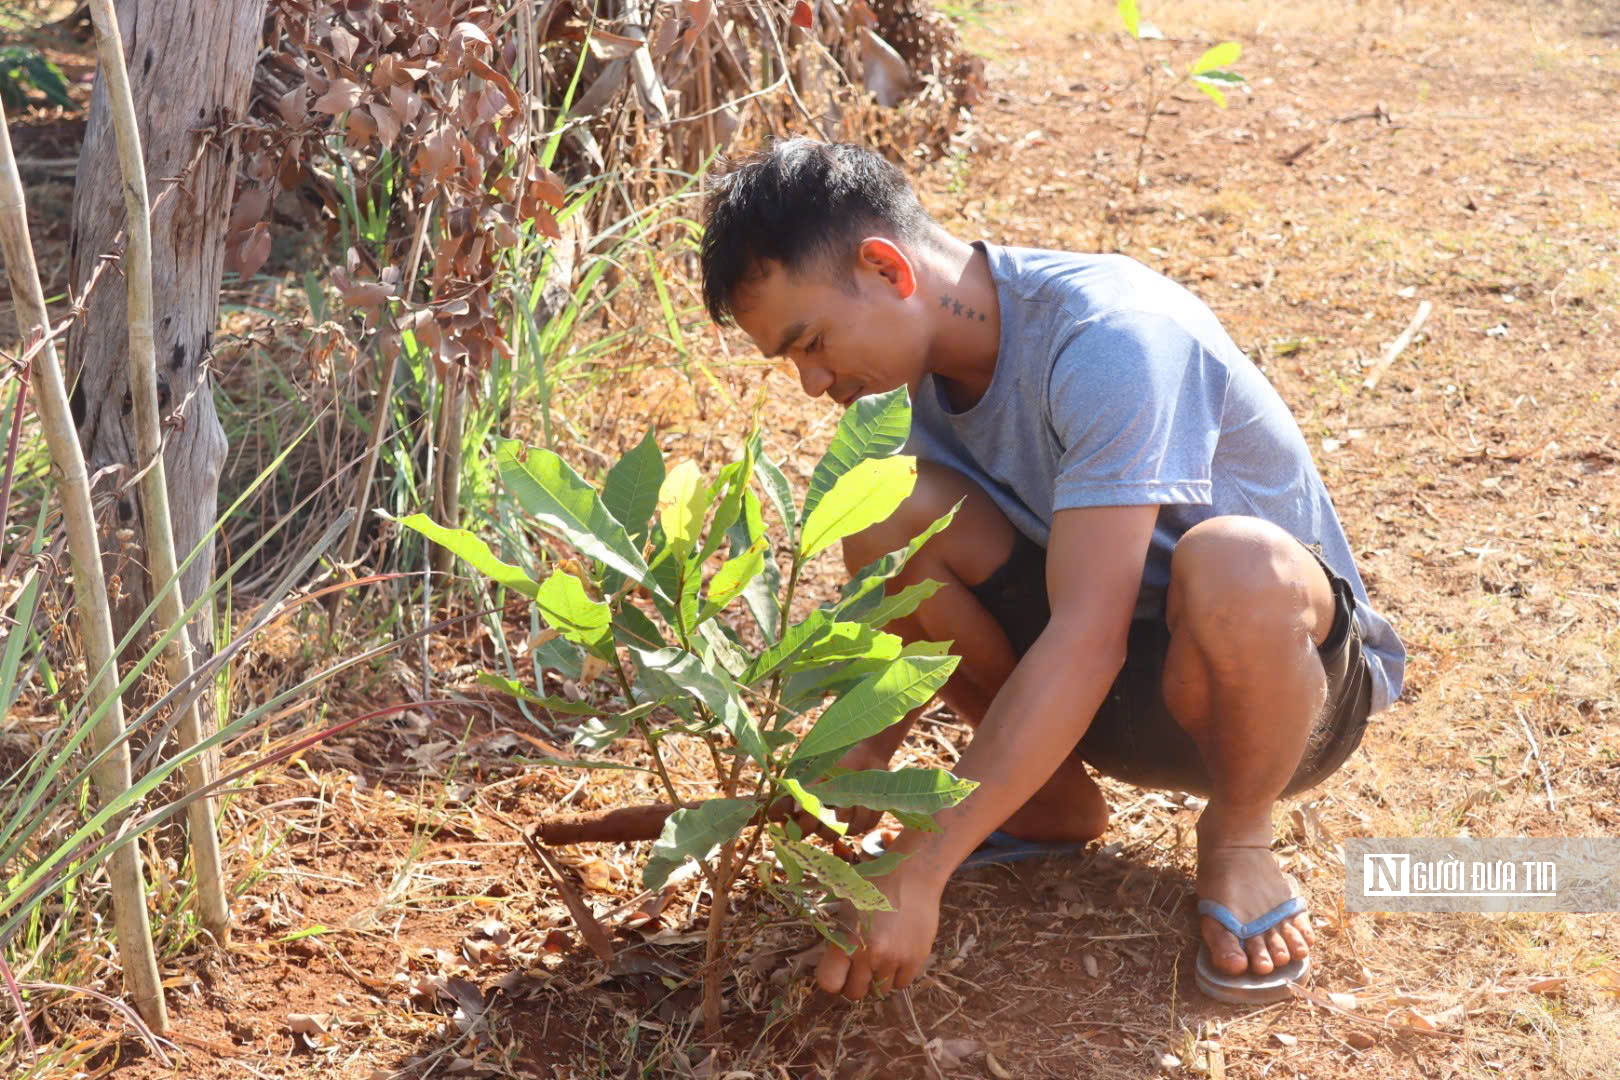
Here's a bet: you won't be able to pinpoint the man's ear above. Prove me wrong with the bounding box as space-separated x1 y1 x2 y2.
856 237 917 300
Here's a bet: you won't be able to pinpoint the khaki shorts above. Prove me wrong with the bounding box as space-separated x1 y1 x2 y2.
967 531 1373 798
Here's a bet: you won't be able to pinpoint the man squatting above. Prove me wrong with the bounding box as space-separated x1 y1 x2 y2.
697 138 1405 1004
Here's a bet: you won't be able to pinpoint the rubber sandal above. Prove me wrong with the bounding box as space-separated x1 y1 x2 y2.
1194 876 1312 1004
860 829 1089 875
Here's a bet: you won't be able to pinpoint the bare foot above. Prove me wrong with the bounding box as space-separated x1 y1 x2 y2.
1195 809 1314 976
998 756 1110 843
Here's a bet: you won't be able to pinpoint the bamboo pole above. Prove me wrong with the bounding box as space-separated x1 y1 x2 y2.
85 0 231 945
0 102 169 1033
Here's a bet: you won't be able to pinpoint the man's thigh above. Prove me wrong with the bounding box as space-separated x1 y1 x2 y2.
968 525 1374 797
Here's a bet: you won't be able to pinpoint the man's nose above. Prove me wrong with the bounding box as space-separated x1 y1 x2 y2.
795 360 834 398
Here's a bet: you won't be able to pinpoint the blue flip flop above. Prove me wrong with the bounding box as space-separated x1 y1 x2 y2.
959 829 1088 870
860 829 1088 874
1194 876 1312 1004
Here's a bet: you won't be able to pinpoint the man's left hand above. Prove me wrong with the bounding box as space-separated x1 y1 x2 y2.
815 866 943 999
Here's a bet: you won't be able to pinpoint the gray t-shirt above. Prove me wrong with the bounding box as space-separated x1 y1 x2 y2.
908 243 1405 713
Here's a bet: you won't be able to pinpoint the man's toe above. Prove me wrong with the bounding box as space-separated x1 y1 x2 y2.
1202 919 1250 975
1282 920 1310 960
1243 932 1275 975
1264 929 1291 967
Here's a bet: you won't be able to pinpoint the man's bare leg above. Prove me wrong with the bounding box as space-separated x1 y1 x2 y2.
1161 517 1337 977
842 462 1109 844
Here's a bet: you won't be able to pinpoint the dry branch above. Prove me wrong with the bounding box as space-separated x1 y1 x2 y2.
0 102 168 1034
1362 299 1433 391
85 0 231 947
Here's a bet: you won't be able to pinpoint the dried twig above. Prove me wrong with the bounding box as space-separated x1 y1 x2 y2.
1514 706 1557 812
1361 299 1433 391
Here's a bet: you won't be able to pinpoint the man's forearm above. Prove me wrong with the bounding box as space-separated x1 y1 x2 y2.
887 621 1125 884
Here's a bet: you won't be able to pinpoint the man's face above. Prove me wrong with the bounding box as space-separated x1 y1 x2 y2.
732 249 929 407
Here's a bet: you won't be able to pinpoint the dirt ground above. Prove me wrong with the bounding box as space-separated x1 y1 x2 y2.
9 0 1620 1077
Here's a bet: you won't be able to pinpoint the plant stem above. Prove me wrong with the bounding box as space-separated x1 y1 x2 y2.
0 99 168 1034
86 0 230 948
700 835 736 1037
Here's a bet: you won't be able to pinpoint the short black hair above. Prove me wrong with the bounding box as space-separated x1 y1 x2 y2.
699 138 936 326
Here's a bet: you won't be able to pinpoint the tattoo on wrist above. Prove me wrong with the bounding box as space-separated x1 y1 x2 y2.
939 294 988 322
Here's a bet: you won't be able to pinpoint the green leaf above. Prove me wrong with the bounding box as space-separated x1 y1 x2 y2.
643 798 755 891
780 838 892 911
631 647 770 765
535 569 612 654
1189 41 1241 76
612 601 668 652
790 622 903 669
601 428 665 548
803 389 911 521
1194 69 1246 84
476 673 600 715
729 495 780 640
1117 0 1140 38
657 460 708 552
789 655 959 772
835 503 959 616
809 768 978 819
496 441 652 588
698 443 755 565
754 447 798 538
1194 80 1227 107
855 851 906 878
699 537 768 624
743 610 831 685
856 580 943 629
799 455 918 560
395 513 539 598
780 778 846 836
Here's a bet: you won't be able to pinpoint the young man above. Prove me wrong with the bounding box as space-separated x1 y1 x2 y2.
698 138 1405 1004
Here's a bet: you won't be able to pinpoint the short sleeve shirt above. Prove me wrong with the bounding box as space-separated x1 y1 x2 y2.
907 243 1406 713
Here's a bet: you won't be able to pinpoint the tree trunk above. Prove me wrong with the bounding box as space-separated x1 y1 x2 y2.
66 0 260 657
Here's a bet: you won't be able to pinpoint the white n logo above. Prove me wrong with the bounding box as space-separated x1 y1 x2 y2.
1364 854 1409 896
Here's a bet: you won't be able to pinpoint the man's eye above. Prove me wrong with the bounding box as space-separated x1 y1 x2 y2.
807 336 823 354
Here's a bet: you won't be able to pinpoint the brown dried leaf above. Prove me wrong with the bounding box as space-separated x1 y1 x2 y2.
528 168 566 209
985 1050 1013 1079
526 839 614 964
1345 1031 1377 1050
229 187 270 232
790 0 814 29
312 77 363 115
586 30 645 61
345 106 378 145
329 23 359 65
389 84 422 125
370 102 400 146
450 21 491 57
1392 1007 1437 1032
278 145 305 191
1527 976 1568 996
415 125 456 181
274 85 307 126
332 269 394 310
235 224 273 281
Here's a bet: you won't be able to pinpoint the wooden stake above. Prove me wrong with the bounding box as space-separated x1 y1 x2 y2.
0 102 168 1034
86 0 231 945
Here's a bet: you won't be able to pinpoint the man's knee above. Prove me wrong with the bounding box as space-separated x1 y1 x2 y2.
840 461 1015 582
1166 517 1333 658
